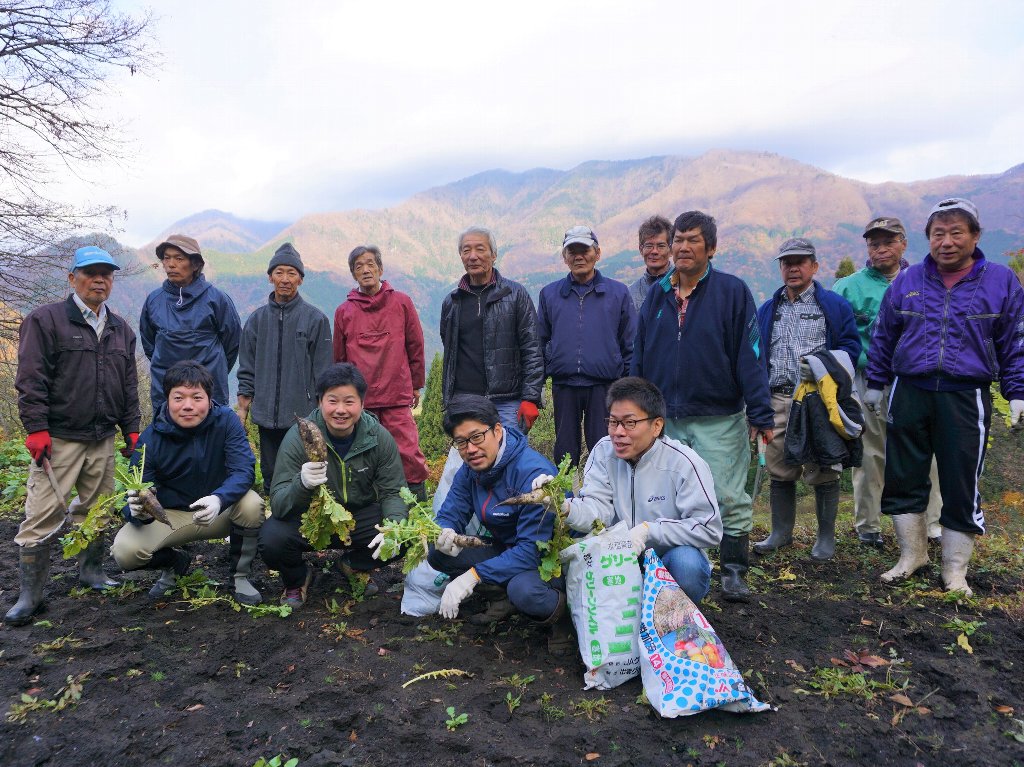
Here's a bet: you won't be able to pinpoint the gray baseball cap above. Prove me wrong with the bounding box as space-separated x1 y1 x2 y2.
777 237 816 259
863 217 906 238
562 225 599 250
927 197 980 224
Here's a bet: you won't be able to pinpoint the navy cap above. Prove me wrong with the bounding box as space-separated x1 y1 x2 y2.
70 246 120 272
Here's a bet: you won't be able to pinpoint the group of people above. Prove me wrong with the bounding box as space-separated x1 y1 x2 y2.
6 198 1023 661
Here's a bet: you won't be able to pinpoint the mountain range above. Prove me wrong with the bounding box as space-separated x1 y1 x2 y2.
104 149 1024 360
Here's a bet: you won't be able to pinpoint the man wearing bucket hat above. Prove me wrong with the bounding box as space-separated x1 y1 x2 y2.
866 198 1024 596
833 216 943 547
140 234 241 413
6 246 140 625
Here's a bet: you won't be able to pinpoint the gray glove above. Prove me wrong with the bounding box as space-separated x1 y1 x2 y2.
863 388 884 415
126 489 149 520
799 359 814 382
300 461 328 490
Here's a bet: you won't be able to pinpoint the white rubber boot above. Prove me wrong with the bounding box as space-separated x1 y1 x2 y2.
940 528 975 597
880 513 929 583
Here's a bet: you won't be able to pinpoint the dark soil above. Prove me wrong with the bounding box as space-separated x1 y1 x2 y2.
1 510 1023 767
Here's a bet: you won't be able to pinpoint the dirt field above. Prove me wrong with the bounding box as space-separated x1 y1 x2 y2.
1 501 1023 767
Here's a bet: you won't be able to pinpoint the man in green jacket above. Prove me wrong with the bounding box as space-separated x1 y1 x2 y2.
833 216 941 546
260 363 407 609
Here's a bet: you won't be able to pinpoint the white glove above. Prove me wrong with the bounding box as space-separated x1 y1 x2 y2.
300 461 328 490
863 388 884 415
368 531 386 560
1011 399 1024 430
435 527 463 557
439 569 479 619
531 474 555 491
190 495 222 526
630 522 650 556
799 359 814 382
127 489 150 520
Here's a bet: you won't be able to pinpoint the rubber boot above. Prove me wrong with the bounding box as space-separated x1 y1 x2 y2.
810 481 840 561
880 513 929 583
407 482 428 503
229 525 262 606
539 591 574 656
753 480 796 554
78 538 119 591
940 528 975 597
719 534 751 602
148 547 190 599
468 583 514 625
5 544 51 626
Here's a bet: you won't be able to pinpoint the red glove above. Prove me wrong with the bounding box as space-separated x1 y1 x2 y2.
517 402 540 432
121 432 139 459
25 430 52 465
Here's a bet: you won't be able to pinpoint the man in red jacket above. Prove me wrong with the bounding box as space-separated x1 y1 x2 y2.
334 245 430 500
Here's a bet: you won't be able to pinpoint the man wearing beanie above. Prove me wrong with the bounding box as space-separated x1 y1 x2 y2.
237 243 333 489
140 234 241 412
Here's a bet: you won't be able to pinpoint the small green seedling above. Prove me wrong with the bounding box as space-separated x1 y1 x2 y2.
444 706 468 731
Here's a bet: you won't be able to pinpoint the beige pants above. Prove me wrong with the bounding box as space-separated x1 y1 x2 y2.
852 372 942 536
765 393 841 485
111 489 264 570
15 436 115 547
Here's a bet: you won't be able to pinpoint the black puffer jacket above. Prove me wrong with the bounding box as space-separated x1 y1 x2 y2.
440 270 544 407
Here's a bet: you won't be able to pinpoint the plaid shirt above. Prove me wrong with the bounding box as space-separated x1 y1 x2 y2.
768 283 827 388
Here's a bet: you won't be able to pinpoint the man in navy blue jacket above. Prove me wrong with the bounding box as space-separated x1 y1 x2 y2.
538 225 636 467
754 238 860 562
111 361 264 604
632 210 773 603
427 395 570 652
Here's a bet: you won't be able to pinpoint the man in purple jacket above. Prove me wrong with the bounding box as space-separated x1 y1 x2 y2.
865 198 1024 596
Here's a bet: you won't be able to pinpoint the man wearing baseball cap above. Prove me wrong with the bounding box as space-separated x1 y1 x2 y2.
537 226 636 466
754 238 860 562
140 234 241 413
833 217 942 547
866 198 1024 596
6 246 140 625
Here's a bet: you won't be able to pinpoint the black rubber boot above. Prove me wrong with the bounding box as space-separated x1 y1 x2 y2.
229 525 262 605
468 583 514 625
719 534 751 602
811 481 840 561
407 482 428 503
5 544 51 626
79 538 119 591
539 591 575 656
147 548 190 600
753 480 797 554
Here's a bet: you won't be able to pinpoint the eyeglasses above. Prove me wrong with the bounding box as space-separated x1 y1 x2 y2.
605 417 653 431
867 238 902 252
451 426 495 451
641 242 670 254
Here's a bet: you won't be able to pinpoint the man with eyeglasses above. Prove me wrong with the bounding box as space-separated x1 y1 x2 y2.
531 377 722 604
632 211 773 603
537 226 636 466
426 395 571 653
865 198 1024 597
833 217 942 547
629 215 674 312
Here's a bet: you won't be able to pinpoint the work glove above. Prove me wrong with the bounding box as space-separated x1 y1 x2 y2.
368 531 387 560
799 359 814 382
25 430 51 465
120 432 139 459
1011 399 1024 430
517 402 539 432
435 527 463 557
863 388 884 415
190 495 222 526
300 461 328 490
630 522 650 556
439 568 479 619
126 489 150 521
531 474 554 491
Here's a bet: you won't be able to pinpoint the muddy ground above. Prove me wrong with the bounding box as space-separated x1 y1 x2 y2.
1 502 1023 767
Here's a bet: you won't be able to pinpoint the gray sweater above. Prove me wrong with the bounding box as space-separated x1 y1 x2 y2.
237 293 333 429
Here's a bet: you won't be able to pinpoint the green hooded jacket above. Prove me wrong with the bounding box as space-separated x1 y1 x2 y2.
269 408 407 522
832 266 894 370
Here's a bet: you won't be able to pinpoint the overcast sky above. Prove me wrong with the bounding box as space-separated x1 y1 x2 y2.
54 0 1024 246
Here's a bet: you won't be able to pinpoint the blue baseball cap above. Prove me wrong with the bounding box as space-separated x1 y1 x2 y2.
70 246 120 272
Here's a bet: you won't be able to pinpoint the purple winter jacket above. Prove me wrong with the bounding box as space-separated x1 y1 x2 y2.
866 249 1024 400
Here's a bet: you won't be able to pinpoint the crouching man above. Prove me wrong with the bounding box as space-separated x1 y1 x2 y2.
261 363 407 609
426 395 569 651
111 361 264 604
534 377 722 603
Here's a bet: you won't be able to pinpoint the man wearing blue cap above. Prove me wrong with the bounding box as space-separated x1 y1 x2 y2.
6 246 141 625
